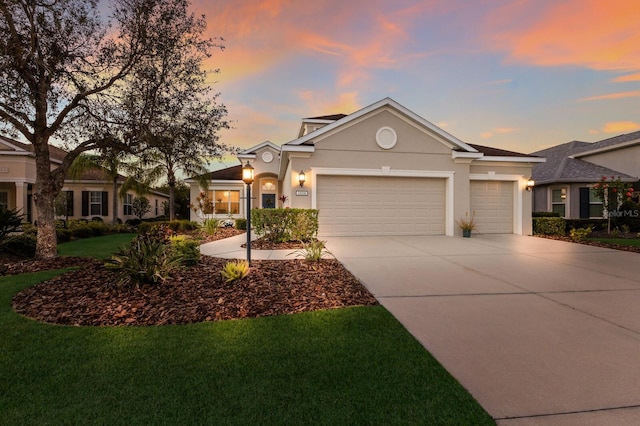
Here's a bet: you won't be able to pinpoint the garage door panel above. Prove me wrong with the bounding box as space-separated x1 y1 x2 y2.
471 181 513 234
317 175 445 236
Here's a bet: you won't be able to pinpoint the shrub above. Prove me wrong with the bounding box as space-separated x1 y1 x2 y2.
290 240 332 262
56 228 72 243
251 209 319 243
0 207 23 243
202 218 221 235
1 234 36 258
220 260 250 283
91 216 104 222
169 235 200 266
532 217 566 236
235 218 247 230
570 227 591 242
137 222 153 235
564 219 607 233
71 226 95 239
125 218 142 227
104 233 182 287
88 221 107 236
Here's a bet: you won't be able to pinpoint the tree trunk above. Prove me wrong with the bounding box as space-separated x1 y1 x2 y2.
34 140 62 259
169 184 175 221
112 176 119 225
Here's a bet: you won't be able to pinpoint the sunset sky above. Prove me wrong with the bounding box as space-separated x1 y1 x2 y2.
190 0 640 164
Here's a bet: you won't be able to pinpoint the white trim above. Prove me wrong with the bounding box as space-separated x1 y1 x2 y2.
238 140 281 155
0 177 36 184
281 144 315 153
476 156 546 163
470 173 526 234
311 167 456 236
571 138 640 158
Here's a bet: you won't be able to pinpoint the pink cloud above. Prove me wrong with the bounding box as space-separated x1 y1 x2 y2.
578 90 640 102
487 0 640 72
602 121 640 133
612 73 640 83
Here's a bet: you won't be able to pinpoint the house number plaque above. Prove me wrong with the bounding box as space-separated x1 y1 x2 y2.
295 190 308 196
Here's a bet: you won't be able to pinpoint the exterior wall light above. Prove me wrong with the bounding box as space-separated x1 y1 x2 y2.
242 161 254 265
298 170 306 187
526 177 535 192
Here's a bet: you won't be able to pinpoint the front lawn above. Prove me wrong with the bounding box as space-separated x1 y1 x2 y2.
0 271 493 424
2 235 494 424
587 237 640 247
57 233 137 258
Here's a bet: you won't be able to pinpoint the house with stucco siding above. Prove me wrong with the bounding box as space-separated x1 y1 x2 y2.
189 98 544 236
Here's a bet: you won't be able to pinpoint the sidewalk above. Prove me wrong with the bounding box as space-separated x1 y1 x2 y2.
199 232 298 260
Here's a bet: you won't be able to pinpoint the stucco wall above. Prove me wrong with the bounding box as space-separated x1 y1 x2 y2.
578 145 640 180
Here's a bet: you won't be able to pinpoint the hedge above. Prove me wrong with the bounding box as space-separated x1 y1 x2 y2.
251 208 319 243
532 217 566 236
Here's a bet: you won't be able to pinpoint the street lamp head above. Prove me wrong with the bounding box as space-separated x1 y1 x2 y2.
242 161 254 185
298 170 306 187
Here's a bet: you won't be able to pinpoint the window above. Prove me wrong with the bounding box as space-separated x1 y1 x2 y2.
123 194 133 216
90 191 102 216
551 188 566 217
588 188 604 218
209 190 240 214
0 192 8 209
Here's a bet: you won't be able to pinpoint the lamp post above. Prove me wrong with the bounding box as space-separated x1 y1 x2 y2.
242 161 254 265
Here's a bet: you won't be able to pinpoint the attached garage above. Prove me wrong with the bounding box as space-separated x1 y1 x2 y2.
470 181 514 233
316 175 445 236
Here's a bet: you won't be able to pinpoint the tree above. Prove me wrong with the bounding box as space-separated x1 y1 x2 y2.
592 176 635 233
0 0 203 258
132 196 150 219
157 182 190 219
122 1 229 220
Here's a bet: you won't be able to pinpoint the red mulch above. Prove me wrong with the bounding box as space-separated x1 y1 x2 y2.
11 256 377 326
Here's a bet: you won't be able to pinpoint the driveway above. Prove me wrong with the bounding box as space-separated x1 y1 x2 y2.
324 235 640 425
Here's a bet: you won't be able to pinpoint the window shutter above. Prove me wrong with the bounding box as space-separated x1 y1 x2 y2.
579 187 590 218
82 191 89 216
66 191 74 216
102 191 108 216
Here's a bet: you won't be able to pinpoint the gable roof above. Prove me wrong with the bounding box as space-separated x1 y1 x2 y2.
237 141 280 160
197 164 243 181
531 140 636 184
0 135 67 163
572 129 640 158
285 97 479 153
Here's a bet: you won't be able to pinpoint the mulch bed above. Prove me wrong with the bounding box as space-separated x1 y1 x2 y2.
11 256 378 326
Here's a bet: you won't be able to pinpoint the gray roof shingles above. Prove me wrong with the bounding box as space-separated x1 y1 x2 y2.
531 134 638 184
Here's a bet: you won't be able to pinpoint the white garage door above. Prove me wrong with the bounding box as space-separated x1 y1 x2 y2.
316 175 445 236
470 181 513 233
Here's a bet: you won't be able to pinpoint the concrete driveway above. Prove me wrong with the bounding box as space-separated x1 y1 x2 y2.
324 235 640 425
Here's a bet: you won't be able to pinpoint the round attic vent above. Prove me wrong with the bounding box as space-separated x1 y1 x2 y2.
376 127 397 149
262 151 274 163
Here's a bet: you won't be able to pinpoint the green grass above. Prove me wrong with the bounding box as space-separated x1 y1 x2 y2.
588 237 640 247
57 233 137 259
1 236 494 425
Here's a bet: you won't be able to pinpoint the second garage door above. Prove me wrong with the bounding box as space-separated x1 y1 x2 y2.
470 181 514 233
316 175 445 236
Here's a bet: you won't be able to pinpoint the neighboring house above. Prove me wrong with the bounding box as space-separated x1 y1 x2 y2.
0 136 169 222
189 98 543 236
531 130 640 218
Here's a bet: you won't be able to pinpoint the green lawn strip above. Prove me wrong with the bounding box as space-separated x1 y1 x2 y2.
1 272 493 425
588 238 640 247
57 233 137 259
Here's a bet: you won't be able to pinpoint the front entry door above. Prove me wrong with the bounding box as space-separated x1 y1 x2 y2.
262 193 276 209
